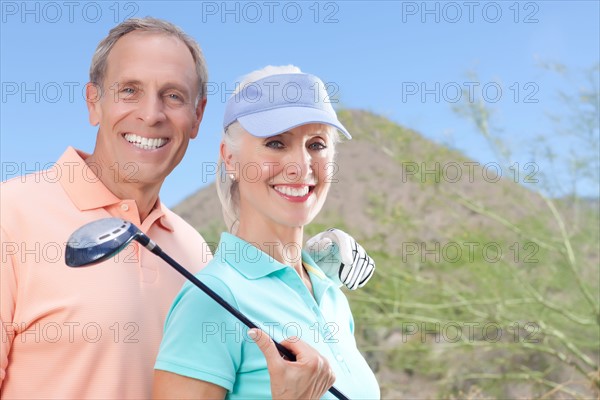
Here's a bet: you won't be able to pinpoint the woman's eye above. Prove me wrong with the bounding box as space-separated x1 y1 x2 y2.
121 87 135 95
308 142 327 151
265 140 284 149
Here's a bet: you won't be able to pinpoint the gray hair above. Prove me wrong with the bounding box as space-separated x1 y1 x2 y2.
89 17 208 101
216 65 339 233
216 121 244 233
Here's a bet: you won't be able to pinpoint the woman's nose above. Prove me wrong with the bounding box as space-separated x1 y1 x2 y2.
285 146 313 181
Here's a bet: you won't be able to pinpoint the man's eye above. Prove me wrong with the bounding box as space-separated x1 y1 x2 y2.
265 140 284 149
118 87 137 101
165 93 185 104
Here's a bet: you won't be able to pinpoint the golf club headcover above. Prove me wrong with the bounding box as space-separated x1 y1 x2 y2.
306 228 375 290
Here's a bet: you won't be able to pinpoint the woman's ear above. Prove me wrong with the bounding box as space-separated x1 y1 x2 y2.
220 140 236 176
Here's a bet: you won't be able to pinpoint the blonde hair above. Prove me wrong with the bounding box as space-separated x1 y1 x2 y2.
216 65 340 232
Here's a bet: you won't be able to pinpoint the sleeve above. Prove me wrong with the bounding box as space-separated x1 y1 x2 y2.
0 226 19 388
154 273 244 392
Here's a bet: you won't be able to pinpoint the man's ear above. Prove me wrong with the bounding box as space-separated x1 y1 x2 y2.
190 97 207 139
86 83 102 126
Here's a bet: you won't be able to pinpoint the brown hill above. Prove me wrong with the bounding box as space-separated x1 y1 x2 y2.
174 109 543 249
173 110 599 399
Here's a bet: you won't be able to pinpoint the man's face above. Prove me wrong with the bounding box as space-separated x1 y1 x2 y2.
87 31 205 186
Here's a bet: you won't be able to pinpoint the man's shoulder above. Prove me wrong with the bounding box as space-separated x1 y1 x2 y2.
1 148 77 198
1 166 63 203
158 204 214 271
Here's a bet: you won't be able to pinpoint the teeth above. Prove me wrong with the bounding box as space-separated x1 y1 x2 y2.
274 186 310 197
124 133 167 150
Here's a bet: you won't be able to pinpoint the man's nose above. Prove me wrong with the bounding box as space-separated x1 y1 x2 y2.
136 93 167 125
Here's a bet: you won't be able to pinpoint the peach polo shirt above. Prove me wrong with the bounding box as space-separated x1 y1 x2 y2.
1 147 212 399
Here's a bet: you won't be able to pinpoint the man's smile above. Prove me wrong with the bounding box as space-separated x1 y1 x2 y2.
123 133 169 150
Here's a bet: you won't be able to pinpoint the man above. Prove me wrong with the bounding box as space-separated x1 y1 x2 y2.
1 17 373 399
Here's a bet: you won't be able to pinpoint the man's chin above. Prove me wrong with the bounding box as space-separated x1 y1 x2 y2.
119 168 169 186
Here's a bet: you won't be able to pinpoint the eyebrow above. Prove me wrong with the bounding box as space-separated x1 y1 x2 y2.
113 79 192 95
113 79 141 87
267 131 329 140
263 131 291 140
162 82 192 95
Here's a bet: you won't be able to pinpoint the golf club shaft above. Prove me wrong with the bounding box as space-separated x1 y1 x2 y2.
138 237 350 400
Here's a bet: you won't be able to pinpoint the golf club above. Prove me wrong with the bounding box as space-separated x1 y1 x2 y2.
65 217 350 400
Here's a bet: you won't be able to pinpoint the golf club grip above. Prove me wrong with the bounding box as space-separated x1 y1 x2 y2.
150 246 350 400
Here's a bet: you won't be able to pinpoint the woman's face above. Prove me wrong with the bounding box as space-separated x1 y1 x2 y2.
229 123 336 230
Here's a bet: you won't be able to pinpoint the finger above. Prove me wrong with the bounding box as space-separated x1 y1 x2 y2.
318 365 336 394
248 329 282 366
327 368 337 389
277 336 304 357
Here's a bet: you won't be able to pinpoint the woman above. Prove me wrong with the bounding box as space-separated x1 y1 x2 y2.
153 66 380 399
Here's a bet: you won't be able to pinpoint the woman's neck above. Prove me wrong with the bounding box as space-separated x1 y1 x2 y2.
237 221 303 270
235 207 316 296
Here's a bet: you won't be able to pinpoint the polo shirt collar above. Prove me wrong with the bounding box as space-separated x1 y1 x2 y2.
302 251 332 306
215 233 335 306
57 147 121 211
56 147 172 232
214 233 284 279
154 204 174 232
215 233 327 280
146 202 174 233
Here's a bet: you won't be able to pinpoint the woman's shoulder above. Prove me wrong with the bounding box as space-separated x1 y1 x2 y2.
197 246 244 283
183 234 251 303
172 258 241 321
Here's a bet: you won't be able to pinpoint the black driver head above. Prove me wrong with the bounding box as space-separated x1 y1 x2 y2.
65 218 140 267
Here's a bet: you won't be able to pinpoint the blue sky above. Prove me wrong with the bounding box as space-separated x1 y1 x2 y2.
1 1 599 207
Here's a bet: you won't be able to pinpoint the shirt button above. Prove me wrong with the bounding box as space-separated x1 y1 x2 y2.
121 204 129 211
336 354 344 362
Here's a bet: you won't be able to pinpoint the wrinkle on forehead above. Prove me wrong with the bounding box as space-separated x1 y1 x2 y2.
104 31 198 94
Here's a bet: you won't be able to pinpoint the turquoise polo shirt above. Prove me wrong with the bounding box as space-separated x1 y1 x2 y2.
155 233 380 399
